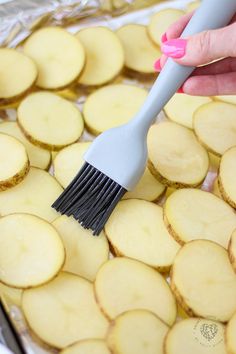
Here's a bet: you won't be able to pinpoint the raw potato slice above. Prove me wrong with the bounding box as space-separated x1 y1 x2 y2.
209 152 220 170
0 167 62 222
18 92 84 151
147 122 209 188
83 84 147 135
186 1 200 12
214 95 236 105
107 310 169 354
0 283 22 306
76 27 124 86
164 94 211 129
56 88 78 101
95 257 177 325
164 189 236 248
165 318 227 354
193 102 236 156
0 133 29 190
54 142 91 188
226 311 236 354
219 147 236 208
148 9 184 47
171 240 236 322
116 24 161 74
123 167 166 201
52 215 109 281
22 272 109 348
212 177 222 198
24 27 85 90
0 122 51 170
105 200 180 271
0 214 64 288
61 339 111 354
229 230 236 272
0 49 37 105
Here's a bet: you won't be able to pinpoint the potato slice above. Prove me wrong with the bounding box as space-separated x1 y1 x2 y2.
193 102 236 156
229 230 236 272
61 339 111 354
0 49 37 105
0 133 29 190
76 27 124 86
0 167 62 222
24 27 85 90
171 240 236 322
147 122 209 188
165 318 227 354
83 84 147 135
56 88 78 101
164 189 236 248
18 92 84 151
219 147 236 208
214 95 236 105
148 9 185 47
52 215 109 281
212 177 222 198
107 310 169 354
164 94 211 129
0 122 51 170
123 167 166 201
53 142 91 188
105 200 180 271
116 24 161 74
95 257 177 325
0 283 22 306
0 214 64 288
226 311 236 354
22 272 109 348
209 152 220 170
186 1 200 12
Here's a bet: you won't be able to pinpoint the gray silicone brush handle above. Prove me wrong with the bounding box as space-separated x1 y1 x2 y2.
132 0 236 131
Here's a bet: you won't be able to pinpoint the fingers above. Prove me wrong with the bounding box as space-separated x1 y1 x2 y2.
182 72 236 96
193 57 236 76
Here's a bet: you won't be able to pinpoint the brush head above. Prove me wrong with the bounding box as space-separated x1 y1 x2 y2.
52 162 127 235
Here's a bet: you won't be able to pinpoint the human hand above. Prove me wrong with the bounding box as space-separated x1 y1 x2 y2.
155 11 236 96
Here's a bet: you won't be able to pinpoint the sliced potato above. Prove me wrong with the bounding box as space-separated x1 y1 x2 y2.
147 122 209 188
212 177 222 198
53 142 91 188
61 339 111 354
52 215 109 281
0 133 29 190
0 282 22 306
0 214 64 288
83 84 147 135
164 189 236 248
165 318 227 354
214 95 236 105
164 93 211 129
107 310 169 354
229 230 236 272
76 27 124 86
0 48 37 105
123 167 166 201
56 88 78 101
186 1 200 12
148 9 185 47
171 240 236 322
18 92 84 151
22 272 109 348
0 122 51 170
219 147 236 208
209 152 220 171
105 200 180 271
116 24 161 74
166 187 177 198
0 167 62 222
226 311 236 354
95 257 177 325
24 27 85 90
193 102 236 156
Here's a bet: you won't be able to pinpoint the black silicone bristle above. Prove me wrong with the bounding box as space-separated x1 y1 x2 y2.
52 162 127 235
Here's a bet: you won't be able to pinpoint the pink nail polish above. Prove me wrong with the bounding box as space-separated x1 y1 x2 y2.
161 33 167 43
161 39 187 59
177 87 184 93
154 59 161 72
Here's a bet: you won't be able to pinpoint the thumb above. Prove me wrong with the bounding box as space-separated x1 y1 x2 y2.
161 22 236 66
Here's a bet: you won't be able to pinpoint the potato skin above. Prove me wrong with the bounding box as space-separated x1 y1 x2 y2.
218 174 236 209
228 237 236 273
0 159 30 191
163 211 185 246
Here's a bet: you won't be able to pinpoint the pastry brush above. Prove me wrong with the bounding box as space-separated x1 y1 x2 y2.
52 0 236 235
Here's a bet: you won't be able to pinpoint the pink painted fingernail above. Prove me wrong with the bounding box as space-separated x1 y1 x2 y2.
161 32 167 43
161 39 187 59
154 59 161 72
177 86 184 93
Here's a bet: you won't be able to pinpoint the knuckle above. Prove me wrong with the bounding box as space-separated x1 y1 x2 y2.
197 30 212 63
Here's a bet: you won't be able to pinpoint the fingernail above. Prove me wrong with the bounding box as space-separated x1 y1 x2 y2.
154 59 161 72
177 87 184 93
161 33 167 43
161 39 187 59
